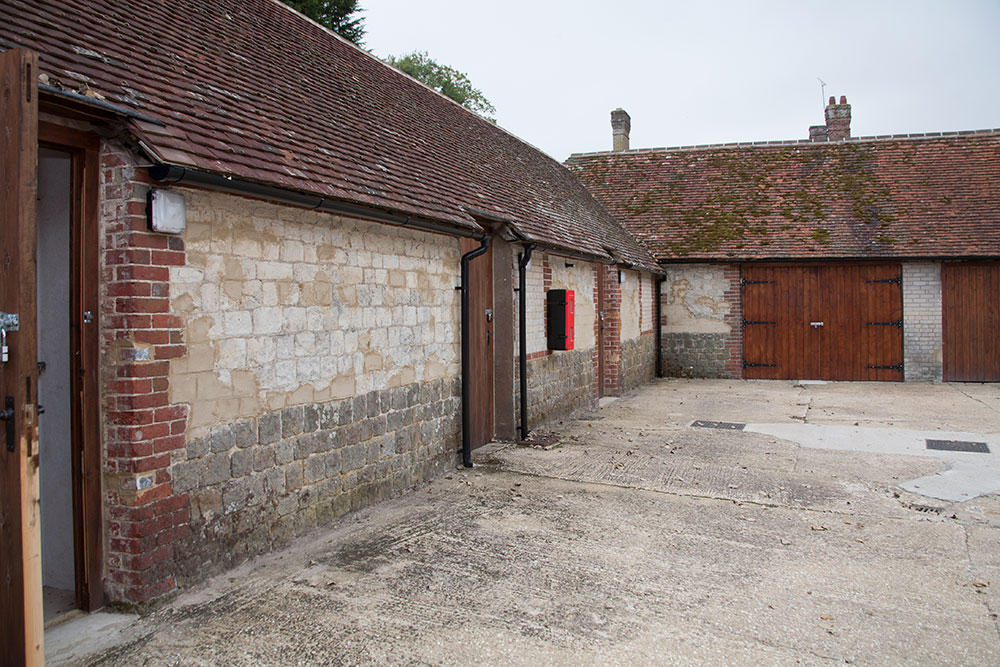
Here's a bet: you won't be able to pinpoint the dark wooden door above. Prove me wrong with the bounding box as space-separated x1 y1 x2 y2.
742 264 902 381
462 238 494 447
943 262 1000 382
1 48 44 665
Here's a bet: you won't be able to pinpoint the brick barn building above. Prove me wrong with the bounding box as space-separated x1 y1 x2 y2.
0 0 661 658
568 99 1000 383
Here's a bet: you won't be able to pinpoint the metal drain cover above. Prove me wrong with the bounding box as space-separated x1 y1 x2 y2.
691 420 745 431
925 439 990 454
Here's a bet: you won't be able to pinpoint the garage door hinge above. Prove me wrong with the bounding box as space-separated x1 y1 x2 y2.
743 361 777 368
741 279 775 286
865 320 902 327
743 319 777 326
864 277 901 284
867 364 903 371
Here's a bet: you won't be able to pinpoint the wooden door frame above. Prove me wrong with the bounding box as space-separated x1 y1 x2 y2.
1 47 43 665
38 121 104 612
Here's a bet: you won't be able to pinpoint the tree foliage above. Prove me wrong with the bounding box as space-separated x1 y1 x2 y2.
282 0 366 45
386 51 496 121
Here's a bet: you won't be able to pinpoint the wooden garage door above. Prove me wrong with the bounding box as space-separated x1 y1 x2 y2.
942 262 1000 382
742 264 903 381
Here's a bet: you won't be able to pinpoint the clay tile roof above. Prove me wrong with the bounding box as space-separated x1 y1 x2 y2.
0 0 659 273
566 133 1000 262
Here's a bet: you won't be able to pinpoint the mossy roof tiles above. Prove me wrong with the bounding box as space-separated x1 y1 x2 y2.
566 133 1000 262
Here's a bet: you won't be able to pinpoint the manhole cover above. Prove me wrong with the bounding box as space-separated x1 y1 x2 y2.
691 420 745 431
905 503 943 515
925 439 990 454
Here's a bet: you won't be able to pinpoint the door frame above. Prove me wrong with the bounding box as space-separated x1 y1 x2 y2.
38 121 104 612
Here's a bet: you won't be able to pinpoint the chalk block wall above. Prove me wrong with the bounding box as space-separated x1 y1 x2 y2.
903 263 943 381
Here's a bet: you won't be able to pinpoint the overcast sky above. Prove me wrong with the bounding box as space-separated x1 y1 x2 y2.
362 0 1000 162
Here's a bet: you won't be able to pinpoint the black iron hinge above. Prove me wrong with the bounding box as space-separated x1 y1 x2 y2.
741 279 776 286
865 320 903 327
743 320 777 326
864 277 901 285
867 364 903 371
743 362 777 368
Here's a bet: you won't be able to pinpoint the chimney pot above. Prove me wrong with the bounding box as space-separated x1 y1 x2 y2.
829 96 836 105
839 95 847 104
611 108 631 152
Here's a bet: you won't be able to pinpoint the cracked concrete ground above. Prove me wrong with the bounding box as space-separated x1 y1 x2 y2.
54 379 1000 665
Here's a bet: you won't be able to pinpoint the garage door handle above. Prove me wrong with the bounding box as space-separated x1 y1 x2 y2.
810 321 824 328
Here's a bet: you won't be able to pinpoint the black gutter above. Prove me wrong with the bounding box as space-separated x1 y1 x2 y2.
460 237 491 467
517 244 535 441
655 275 665 377
147 164 488 241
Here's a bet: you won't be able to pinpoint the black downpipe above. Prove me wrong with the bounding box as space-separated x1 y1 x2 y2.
517 244 535 441
461 237 491 467
655 275 665 377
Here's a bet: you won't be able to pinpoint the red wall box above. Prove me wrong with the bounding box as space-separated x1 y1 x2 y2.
547 289 575 350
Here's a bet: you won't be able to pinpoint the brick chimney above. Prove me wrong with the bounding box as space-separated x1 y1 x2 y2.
824 95 851 141
808 124 828 142
611 108 631 151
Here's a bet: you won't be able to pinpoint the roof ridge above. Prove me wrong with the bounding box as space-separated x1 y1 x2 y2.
567 127 1000 158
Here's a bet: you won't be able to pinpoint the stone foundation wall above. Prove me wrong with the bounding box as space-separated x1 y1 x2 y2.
522 347 597 426
172 378 459 582
662 333 731 378
620 332 656 393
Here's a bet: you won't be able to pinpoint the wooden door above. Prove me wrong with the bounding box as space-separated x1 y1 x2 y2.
1 48 44 665
854 264 904 381
742 264 902 381
943 262 1000 382
462 238 494 447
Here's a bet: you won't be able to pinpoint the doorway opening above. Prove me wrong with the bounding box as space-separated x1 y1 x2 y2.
37 124 103 624
37 147 76 624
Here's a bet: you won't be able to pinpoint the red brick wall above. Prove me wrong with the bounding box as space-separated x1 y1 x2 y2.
101 144 189 603
599 265 623 395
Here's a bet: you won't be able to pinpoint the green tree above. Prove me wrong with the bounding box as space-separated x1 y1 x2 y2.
386 51 496 121
282 0 366 45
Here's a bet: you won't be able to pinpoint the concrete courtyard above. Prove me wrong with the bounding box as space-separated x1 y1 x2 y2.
51 379 1000 665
